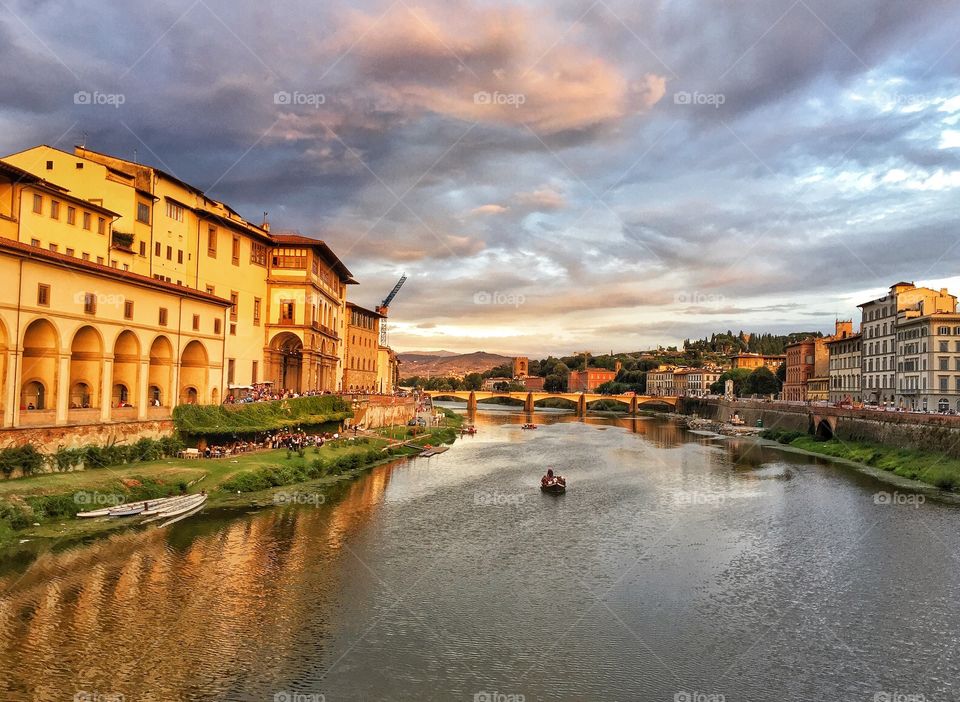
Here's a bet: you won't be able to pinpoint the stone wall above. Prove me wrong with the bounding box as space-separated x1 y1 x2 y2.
0 419 175 455
349 397 416 429
679 397 960 458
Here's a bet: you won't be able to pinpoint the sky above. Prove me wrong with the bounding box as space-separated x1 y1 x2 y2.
2 0 960 356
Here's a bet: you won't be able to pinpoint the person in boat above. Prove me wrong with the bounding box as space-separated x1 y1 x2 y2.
541 468 555 486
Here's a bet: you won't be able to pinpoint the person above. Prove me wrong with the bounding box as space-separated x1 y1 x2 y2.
541 468 555 487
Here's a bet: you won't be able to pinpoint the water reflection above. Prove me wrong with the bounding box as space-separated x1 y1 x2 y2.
2 410 960 701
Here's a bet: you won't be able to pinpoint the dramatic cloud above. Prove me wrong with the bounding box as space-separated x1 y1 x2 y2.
2 0 960 355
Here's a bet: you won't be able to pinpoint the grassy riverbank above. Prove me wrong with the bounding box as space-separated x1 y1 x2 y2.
0 419 461 553
761 429 960 491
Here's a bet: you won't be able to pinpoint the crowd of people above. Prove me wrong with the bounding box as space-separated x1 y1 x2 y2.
266 430 340 450
222 384 334 404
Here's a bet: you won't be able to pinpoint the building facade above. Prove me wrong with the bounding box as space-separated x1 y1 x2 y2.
783 339 816 402
827 333 862 404
0 143 390 434
685 368 722 397
859 282 956 405
646 366 676 396
567 367 617 392
730 353 785 372
343 303 382 393
895 313 960 412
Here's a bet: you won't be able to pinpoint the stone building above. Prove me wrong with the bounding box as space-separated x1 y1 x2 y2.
827 331 862 404
729 353 785 372
783 339 816 402
0 143 371 438
895 312 960 412
343 303 382 393
858 282 956 405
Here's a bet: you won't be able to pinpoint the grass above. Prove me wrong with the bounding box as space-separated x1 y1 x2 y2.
762 429 960 491
0 421 463 552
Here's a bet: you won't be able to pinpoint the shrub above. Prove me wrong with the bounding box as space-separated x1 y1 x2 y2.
173 395 352 436
0 502 31 530
0 445 45 477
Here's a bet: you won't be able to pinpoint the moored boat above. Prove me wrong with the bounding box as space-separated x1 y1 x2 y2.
461 425 477 435
142 493 207 525
540 479 566 494
156 494 208 528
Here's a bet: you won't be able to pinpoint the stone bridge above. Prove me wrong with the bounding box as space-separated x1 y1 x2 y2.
428 391 677 416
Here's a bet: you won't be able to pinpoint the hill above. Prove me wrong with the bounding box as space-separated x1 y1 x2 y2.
397 351 512 378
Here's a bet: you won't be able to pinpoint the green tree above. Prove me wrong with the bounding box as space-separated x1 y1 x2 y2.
743 366 781 396
463 373 483 391
709 368 752 396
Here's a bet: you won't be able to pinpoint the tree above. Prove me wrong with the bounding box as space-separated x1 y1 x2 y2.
544 374 566 392
743 366 781 396
709 368 752 396
463 373 483 391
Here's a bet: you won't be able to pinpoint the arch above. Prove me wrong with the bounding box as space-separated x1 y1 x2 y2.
270 332 303 392
814 418 834 440
21 318 59 412
112 330 140 409
69 325 104 409
938 398 949 413
585 397 631 412
148 336 174 408
180 340 208 405
211 387 219 405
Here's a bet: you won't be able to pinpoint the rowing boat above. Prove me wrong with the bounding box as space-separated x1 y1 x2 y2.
141 494 207 525
140 494 196 516
156 495 208 528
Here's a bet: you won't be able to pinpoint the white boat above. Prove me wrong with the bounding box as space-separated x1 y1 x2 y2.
140 494 195 516
157 496 208 528
76 506 116 518
142 494 207 525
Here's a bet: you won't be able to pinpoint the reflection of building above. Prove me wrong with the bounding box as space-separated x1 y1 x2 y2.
567 367 617 392
729 353 785 371
859 282 957 405
0 143 364 436
343 303 383 393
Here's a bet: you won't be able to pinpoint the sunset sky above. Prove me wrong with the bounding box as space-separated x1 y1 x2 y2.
3 0 960 356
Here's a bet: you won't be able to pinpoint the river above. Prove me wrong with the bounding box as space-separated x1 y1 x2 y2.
1 408 959 701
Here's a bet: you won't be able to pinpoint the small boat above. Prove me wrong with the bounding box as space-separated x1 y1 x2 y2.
522 423 538 430
76 506 116 518
140 494 195 516
107 499 156 517
540 478 566 494
142 494 207 525
461 425 477 435
156 495 208 528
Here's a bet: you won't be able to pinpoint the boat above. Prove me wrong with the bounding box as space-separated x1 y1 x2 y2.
139 494 195 516
522 423 538 430
156 494 208 528
540 478 566 494
142 494 208 525
461 425 477 435
76 506 116 518
107 499 157 517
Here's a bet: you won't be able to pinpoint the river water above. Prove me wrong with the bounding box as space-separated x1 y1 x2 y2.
2 409 959 701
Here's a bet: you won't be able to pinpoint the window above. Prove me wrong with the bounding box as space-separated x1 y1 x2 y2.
96 256 104 265
79 211 89 230
205 285 215 295
50 200 60 220
32 194 42 213
82 252 90 261
192 314 200 331
165 201 184 222
158 308 168 326
139 241 146 256
45 160 53 170
280 300 295 323
37 284 50 306
229 323 236 336
124 300 134 319
166 245 172 261
97 217 106 234
83 292 96 315
155 242 161 256
272 248 307 269
227 359 235 385
207 226 217 257
137 202 151 224
252 360 258 384
229 292 238 321
231 235 240 265
177 250 183 264
66 248 74 257
49 244 58 253
214 318 222 334
67 206 76 225
30 238 40 247
253 298 261 326
250 242 267 266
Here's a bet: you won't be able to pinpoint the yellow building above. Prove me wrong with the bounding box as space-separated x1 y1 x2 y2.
0 144 366 435
343 303 382 393
377 346 400 394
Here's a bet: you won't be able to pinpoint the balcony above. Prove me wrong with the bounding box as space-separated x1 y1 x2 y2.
311 321 339 340
18 409 56 426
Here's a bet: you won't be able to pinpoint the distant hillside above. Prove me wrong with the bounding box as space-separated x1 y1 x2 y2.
398 351 512 377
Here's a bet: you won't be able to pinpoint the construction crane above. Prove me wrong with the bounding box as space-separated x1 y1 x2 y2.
376 274 407 346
